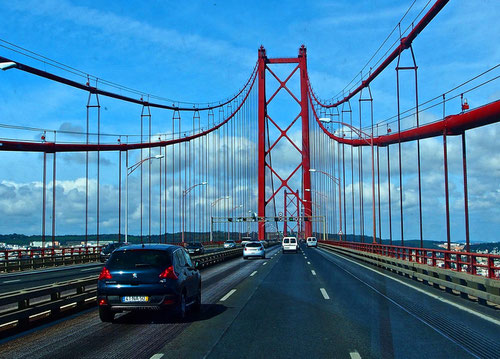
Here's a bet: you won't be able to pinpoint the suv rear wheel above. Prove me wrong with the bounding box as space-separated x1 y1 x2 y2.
193 286 201 312
175 292 187 320
99 306 115 322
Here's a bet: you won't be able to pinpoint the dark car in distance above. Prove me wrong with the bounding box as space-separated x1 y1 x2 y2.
185 242 205 256
99 242 129 262
97 244 201 322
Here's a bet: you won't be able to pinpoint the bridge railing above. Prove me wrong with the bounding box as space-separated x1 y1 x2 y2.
322 240 500 279
0 246 102 261
0 246 103 272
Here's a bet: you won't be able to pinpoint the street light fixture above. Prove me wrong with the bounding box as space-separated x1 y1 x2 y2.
126 154 164 243
0 61 17 71
210 196 230 242
305 188 327 198
181 181 208 243
318 117 377 244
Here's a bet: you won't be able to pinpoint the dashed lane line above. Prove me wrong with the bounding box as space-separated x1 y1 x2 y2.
311 270 316 276
3 279 21 284
220 289 237 302
349 351 362 359
262 262 267 266
307 261 311 265
250 271 258 277
150 354 164 359
80 267 99 272
320 288 330 300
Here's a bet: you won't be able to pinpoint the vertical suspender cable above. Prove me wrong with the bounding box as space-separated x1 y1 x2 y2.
119 145 122 243
387 143 393 245
52 132 56 250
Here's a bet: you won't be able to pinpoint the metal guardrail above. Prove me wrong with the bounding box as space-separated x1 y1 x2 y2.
0 243 278 332
0 276 97 330
0 246 102 261
321 240 500 279
194 247 243 268
0 251 101 273
319 242 500 306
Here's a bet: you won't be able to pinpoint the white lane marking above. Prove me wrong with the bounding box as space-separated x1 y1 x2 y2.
0 263 102 279
304 256 308 259
307 261 311 265
319 249 500 326
320 288 330 300
220 289 237 302
80 267 99 272
262 262 267 266
3 279 21 283
350 351 362 359
311 270 316 276
250 271 258 277
150 354 164 359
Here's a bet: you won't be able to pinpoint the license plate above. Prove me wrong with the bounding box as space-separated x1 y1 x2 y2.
122 296 149 303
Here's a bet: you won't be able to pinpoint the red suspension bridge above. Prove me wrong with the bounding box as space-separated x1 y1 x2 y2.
1 0 499 255
1 1 500 357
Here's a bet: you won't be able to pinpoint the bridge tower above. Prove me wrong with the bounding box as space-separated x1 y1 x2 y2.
257 45 313 240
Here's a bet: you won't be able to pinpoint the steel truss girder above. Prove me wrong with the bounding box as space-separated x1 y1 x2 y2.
257 45 312 240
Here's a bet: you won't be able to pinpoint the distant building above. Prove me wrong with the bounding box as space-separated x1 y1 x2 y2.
29 241 60 248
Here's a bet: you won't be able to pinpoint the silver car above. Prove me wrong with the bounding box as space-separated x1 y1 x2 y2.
243 242 265 259
224 240 236 249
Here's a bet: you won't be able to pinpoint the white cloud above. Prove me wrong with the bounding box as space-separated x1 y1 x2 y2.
6 0 254 66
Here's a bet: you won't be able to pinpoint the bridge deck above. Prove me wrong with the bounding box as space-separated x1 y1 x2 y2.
1 245 499 358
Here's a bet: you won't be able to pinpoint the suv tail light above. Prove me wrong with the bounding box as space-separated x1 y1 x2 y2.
98 267 112 280
159 265 178 280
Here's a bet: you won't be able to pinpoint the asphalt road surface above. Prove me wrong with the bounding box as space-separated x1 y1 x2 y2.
1 244 499 359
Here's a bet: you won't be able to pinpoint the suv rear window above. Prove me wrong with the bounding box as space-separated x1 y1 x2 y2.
283 238 290 243
186 243 202 248
107 250 171 270
246 243 262 248
290 238 296 243
102 243 122 253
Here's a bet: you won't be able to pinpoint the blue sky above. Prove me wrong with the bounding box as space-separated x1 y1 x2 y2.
0 0 499 243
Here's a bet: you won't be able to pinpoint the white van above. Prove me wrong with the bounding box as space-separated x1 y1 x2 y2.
282 237 298 253
306 237 317 248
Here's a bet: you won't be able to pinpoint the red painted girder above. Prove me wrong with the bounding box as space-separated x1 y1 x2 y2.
267 58 300 64
316 99 500 147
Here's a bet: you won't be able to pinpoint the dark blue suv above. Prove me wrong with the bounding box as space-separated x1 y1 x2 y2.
97 244 201 322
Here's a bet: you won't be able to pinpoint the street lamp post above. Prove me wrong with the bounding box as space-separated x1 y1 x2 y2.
182 181 208 243
319 117 377 243
304 200 326 241
246 210 254 238
126 154 164 244
210 196 230 242
228 204 243 241
305 189 327 239
309 168 343 241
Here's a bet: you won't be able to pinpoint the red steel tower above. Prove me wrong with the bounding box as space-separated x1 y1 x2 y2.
257 45 312 240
